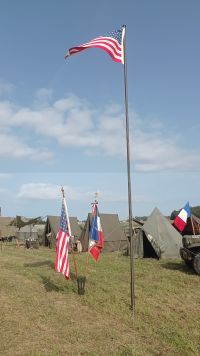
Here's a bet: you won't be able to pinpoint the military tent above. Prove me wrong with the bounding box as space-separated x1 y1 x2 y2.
16 225 38 242
10 215 41 229
0 217 16 241
80 213 128 253
138 207 182 259
43 215 81 248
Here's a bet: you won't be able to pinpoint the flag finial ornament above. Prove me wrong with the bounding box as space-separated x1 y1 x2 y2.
94 191 99 203
61 186 65 198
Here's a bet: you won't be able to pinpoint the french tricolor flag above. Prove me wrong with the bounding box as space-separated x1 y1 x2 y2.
89 202 104 261
173 202 191 232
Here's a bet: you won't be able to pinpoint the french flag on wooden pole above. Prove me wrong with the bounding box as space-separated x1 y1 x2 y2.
173 202 191 232
89 201 104 262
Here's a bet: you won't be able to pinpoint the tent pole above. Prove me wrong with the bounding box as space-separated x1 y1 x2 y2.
191 215 195 236
122 25 135 312
0 230 2 252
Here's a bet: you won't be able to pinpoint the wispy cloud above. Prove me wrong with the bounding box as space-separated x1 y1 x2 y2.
0 80 15 96
35 88 53 102
16 182 156 209
0 89 199 172
17 183 98 201
17 183 61 200
0 173 12 179
0 133 52 160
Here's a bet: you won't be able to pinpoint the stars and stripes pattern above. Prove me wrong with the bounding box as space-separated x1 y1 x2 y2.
89 201 104 261
65 27 125 64
55 198 71 279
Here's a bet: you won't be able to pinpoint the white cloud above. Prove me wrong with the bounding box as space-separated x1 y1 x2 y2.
35 88 53 102
0 80 15 95
17 183 95 201
0 173 12 179
0 133 53 160
0 89 199 172
16 182 154 206
18 183 61 199
133 129 200 172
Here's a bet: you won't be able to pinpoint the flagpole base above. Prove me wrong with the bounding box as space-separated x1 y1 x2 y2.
77 276 86 295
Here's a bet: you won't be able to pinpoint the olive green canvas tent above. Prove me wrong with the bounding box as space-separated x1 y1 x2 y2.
9 215 42 242
10 215 41 229
0 217 16 241
16 225 38 242
80 213 128 253
43 215 81 248
139 207 182 259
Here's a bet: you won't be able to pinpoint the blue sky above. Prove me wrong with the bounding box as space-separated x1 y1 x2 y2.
0 0 200 220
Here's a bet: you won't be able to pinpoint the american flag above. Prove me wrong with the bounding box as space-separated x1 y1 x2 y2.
55 198 71 279
65 27 125 64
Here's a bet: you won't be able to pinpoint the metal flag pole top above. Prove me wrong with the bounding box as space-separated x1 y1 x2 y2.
122 25 135 311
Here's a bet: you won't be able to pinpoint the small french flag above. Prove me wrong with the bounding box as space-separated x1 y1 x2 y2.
173 202 191 232
89 201 104 261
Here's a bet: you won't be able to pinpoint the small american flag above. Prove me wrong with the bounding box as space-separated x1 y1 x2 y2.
65 27 125 64
55 198 71 279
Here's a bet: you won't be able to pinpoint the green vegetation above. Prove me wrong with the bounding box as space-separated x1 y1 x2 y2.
0 245 199 355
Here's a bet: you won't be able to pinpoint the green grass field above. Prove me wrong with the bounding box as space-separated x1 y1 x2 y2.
0 245 199 356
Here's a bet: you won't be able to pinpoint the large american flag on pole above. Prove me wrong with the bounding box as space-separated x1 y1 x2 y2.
55 198 71 279
65 27 125 64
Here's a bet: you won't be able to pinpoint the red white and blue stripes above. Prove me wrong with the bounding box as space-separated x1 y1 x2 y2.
65 27 125 64
89 201 104 261
55 197 71 279
173 202 191 232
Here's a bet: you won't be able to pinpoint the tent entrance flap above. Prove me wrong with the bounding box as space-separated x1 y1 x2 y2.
142 231 159 258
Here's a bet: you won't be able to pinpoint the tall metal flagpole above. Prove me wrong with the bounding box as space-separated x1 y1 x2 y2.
122 25 135 311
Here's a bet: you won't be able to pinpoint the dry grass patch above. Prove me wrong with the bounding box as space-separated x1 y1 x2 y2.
0 245 199 355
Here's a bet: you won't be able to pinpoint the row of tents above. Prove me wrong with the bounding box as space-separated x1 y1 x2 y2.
44 213 127 252
1 208 200 260
0 217 40 242
43 208 200 259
